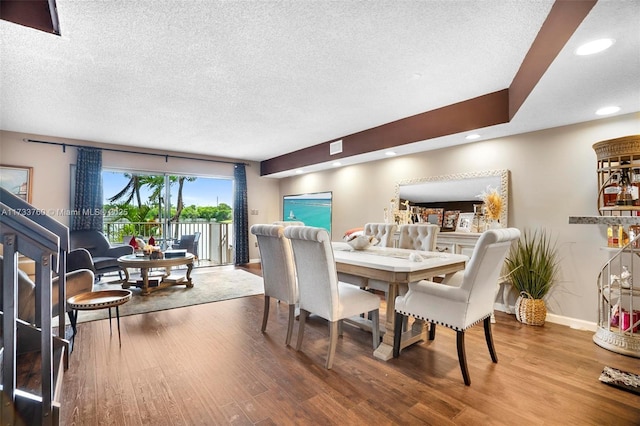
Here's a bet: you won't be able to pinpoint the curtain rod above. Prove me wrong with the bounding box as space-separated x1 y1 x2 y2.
23 138 249 166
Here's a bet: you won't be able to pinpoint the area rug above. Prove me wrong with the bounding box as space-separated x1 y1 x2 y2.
599 366 640 396
75 268 264 323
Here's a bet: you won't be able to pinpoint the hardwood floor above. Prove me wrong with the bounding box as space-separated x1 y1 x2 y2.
61 265 640 425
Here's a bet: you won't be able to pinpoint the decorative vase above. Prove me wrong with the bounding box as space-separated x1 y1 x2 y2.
515 293 547 326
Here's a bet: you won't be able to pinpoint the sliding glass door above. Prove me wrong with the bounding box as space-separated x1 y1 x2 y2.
102 170 233 266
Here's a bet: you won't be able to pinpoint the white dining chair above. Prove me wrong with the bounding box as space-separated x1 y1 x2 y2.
339 223 398 289
397 223 439 251
364 223 398 248
393 228 520 385
250 224 298 346
365 223 439 297
284 226 380 369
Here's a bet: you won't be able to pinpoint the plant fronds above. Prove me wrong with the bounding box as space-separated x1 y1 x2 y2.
504 229 560 299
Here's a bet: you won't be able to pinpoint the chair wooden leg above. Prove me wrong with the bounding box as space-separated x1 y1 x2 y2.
326 321 339 369
429 322 436 340
483 316 498 363
456 330 471 386
296 309 309 351
261 296 271 333
68 310 78 336
285 304 295 346
370 309 380 349
393 311 404 358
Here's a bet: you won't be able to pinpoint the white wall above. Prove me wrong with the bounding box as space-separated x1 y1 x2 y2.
277 113 640 326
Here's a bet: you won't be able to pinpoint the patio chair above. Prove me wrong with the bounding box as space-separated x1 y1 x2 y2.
176 232 201 262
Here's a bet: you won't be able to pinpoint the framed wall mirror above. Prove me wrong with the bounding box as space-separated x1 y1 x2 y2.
395 169 509 228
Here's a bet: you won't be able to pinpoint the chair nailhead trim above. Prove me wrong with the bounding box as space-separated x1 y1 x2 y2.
396 310 491 332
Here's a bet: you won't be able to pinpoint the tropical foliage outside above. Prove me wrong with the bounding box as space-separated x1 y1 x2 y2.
104 173 232 240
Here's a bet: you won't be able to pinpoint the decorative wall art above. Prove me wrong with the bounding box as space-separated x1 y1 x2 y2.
0 165 32 202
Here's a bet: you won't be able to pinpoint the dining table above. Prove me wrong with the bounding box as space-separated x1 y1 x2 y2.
332 241 468 361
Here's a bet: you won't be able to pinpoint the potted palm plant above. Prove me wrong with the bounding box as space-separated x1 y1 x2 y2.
504 229 560 326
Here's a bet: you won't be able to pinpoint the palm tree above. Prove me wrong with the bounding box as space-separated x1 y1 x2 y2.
108 173 143 208
135 175 197 238
170 176 197 222
107 173 198 239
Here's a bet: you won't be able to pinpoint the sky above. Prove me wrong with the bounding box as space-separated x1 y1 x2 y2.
102 171 233 207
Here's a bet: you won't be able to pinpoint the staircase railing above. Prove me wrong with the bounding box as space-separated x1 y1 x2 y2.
1 187 68 425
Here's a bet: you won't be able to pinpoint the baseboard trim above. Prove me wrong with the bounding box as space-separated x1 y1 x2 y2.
545 313 596 332
494 303 597 332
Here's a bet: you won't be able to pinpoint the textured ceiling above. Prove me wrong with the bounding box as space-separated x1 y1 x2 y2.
1 1 639 177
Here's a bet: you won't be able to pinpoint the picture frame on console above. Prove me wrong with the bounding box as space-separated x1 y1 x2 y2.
443 210 460 230
0 164 32 203
456 213 475 232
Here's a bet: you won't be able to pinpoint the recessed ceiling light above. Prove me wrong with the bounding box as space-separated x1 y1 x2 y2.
575 38 615 56
465 133 481 140
295 169 304 174
332 162 341 167
385 151 396 156
596 106 621 116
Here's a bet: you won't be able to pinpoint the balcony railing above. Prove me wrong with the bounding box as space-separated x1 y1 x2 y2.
103 220 233 265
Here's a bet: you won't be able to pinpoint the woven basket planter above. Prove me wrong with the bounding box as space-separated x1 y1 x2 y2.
515 294 547 326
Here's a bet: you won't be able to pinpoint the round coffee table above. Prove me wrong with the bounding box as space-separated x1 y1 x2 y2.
117 253 195 295
67 289 132 346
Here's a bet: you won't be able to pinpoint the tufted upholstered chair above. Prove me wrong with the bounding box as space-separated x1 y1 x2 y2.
364 223 398 248
284 226 380 369
393 228 520 385
250 224 298 345
339 223 398 289
397 224 439 251
365 223 440 297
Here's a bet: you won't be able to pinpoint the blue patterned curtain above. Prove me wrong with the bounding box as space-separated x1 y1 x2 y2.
233 163 249 264
72 147 103 231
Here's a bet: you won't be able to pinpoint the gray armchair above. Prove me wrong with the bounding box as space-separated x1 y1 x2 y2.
176 232 200 261
69 230 133 279
0 255 94 327
66 248 95 273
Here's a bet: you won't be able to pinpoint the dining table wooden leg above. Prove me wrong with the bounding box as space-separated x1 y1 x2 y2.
374 280 431 361
374 282 428 361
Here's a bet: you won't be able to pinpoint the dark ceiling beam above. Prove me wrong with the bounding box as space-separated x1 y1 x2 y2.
0 0 61 35
260 0 598 177
509 0 597 119
260 90 509 176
